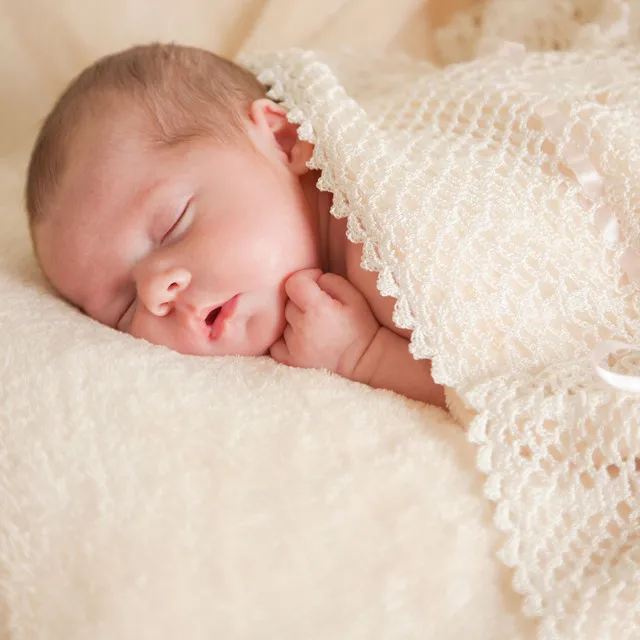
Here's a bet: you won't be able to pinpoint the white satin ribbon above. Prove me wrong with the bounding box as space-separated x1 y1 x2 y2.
592 341 640 393
483 55 640 393
534 100 623 249
536 102 640 393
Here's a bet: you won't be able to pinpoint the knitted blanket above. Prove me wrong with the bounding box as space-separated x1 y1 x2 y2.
242 6 640 635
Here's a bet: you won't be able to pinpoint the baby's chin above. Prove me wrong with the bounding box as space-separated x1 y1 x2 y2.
201 314 285 358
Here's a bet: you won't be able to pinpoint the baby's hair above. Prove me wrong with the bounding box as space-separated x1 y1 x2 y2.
25 42 267 225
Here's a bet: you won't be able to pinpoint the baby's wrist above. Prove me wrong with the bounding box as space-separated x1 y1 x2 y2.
349 326 388 385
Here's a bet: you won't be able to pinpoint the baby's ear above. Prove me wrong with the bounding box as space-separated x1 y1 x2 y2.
248 99 311 175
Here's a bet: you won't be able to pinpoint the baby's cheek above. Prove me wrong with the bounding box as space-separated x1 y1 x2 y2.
246 302 286 352
206 231 276 283
245 221 318 277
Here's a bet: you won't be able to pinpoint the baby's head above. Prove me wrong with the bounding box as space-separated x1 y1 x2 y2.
26 43 322 356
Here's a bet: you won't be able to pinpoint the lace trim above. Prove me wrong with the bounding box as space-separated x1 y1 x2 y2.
254 54 430 365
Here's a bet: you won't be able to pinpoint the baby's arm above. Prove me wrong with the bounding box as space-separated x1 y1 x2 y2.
270 269 446 407
353 326 446 407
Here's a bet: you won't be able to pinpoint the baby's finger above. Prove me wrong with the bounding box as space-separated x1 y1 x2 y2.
285 269 326 311
317 272 366 306
283 323 294 347
284 300 304 327
269 337 291 365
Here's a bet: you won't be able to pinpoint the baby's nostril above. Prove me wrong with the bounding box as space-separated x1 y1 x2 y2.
168 282 179 292
205 307 222 326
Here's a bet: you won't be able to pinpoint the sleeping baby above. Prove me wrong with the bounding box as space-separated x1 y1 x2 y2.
25 42 446 407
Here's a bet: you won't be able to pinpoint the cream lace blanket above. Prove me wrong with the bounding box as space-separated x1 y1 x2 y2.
243 4 640 637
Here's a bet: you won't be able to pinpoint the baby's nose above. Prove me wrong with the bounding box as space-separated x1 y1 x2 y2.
138 267 192 317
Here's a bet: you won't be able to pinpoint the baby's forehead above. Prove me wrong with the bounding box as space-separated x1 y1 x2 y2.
64 110 159 186
42 126 152 250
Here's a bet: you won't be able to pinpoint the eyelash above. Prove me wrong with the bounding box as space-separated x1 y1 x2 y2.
162 199 192 244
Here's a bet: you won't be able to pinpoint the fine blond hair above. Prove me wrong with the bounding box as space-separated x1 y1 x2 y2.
25 43 266 224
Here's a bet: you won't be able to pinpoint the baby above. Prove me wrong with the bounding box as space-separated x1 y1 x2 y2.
26 43 446 407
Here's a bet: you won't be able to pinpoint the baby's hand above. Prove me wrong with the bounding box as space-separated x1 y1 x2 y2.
270 269 380 378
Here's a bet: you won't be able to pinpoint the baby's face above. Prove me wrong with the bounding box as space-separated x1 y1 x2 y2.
36 102 322 356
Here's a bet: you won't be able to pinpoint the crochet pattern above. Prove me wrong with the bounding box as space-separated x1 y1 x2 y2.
242 6 640 635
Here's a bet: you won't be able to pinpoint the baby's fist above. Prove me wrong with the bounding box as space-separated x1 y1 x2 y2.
270 269 380 377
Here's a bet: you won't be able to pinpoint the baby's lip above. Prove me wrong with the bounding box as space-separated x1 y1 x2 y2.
203 295 239 341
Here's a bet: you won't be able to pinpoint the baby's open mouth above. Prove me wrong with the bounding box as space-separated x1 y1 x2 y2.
205 307 221 326
204 295 239 341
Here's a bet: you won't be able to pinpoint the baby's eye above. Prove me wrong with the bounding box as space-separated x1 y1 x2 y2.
163 200 194 244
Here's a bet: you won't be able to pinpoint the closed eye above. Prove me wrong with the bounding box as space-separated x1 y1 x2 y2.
163 199 194 244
